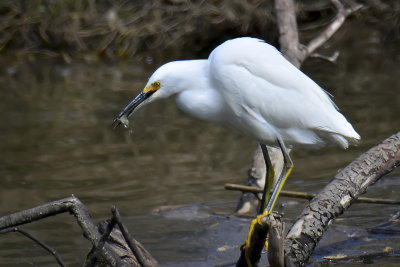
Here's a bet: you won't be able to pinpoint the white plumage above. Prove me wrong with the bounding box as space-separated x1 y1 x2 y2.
113 37 361 245
119 37 360 149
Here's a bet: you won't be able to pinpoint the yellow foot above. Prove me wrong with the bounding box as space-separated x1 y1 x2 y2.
241 211 270 266
264 237 269 251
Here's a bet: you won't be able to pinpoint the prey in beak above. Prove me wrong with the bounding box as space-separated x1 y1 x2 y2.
112 81 161 128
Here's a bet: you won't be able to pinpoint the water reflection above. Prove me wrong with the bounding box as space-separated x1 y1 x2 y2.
0 26 399 266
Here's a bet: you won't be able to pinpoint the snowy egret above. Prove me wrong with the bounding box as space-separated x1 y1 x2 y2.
113 37 360 260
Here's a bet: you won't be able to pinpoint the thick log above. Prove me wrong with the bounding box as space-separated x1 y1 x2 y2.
284 132 400 265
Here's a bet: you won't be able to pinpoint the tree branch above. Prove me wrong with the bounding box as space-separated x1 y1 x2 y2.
274 0 303 67
305 0 363 56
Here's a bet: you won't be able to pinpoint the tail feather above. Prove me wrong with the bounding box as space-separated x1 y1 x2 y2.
329 133 358 149
315 127 360 149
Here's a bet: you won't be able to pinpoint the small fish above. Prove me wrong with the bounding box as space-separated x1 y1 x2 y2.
119 114 130 129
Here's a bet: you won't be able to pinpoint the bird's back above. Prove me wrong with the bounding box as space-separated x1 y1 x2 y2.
209 37 360 148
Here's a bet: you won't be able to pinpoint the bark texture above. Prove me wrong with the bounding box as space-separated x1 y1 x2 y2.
236 213 284 267
284 132 400 265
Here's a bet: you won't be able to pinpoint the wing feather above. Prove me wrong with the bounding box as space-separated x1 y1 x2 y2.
209 37 359 144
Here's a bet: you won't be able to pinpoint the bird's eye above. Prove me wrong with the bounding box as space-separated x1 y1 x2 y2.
153 81 161 88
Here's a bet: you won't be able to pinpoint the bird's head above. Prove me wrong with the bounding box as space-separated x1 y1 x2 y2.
112 61 192 128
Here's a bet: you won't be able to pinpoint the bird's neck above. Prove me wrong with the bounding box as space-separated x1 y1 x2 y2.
172 60 226 123
162 60 210 97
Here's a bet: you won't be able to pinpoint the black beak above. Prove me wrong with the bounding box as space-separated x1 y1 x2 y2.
112 91 151 128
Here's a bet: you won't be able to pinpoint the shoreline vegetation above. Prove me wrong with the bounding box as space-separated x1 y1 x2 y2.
0 0 398 63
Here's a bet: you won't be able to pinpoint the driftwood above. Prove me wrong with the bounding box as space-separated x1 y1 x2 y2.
235 132 400 266
0 196 159 267
284 132 400 265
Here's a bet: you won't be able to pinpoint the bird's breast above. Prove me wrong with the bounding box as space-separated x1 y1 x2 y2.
175 88 226 123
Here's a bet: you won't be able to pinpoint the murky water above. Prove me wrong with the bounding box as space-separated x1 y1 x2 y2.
0 21 399 266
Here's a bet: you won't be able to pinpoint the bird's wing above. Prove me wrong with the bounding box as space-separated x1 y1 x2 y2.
209 37 359 141
210 38 336 108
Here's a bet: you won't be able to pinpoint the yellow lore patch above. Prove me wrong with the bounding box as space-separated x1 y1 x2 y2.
143 81 161 93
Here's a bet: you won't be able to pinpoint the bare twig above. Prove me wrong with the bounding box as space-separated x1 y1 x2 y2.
274 0 363 68
226 183 400 205
236 146 287 214
305 0 363 56
310 51 340 63
0 227 66 267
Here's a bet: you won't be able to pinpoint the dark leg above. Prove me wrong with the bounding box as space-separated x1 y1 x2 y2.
258 144 275 214
242 140 293 266
264 138 293 214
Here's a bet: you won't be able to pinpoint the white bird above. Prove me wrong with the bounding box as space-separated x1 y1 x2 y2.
113 37 360 257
